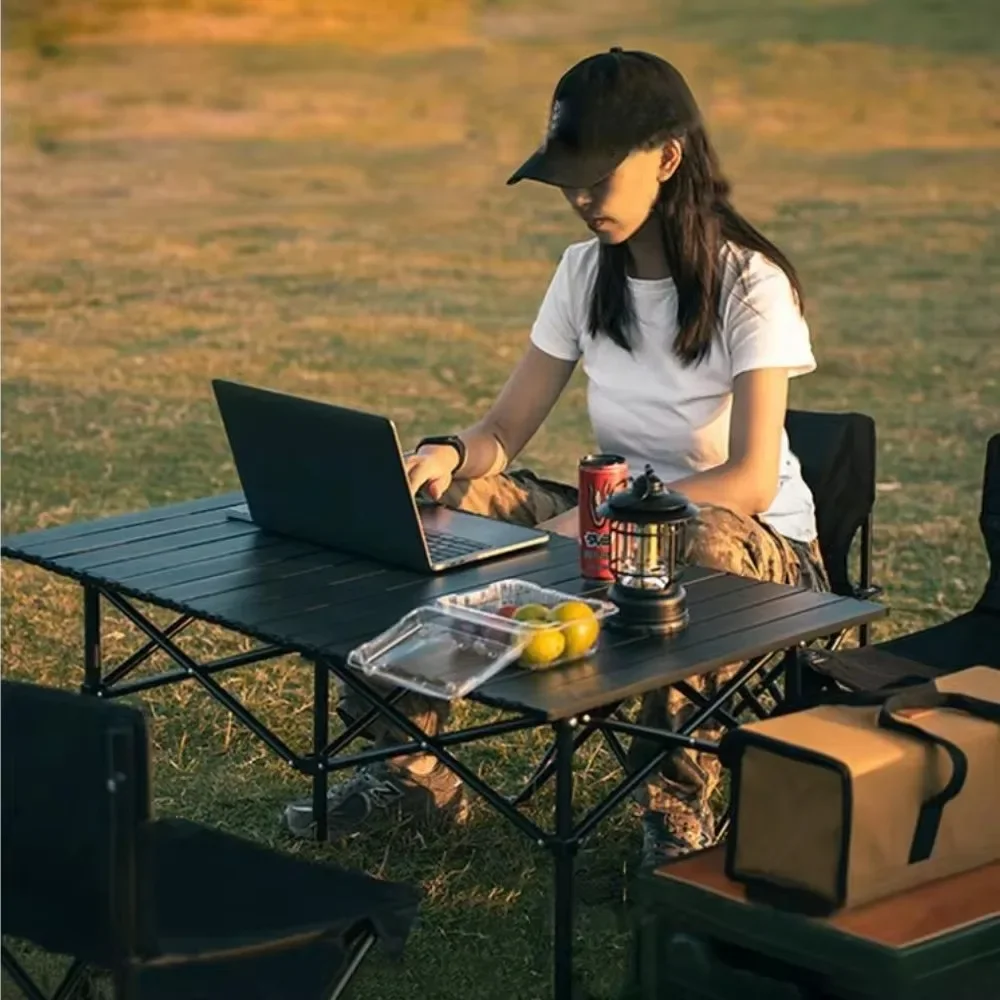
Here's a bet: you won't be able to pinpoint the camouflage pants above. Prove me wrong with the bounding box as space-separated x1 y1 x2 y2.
339 469 829 836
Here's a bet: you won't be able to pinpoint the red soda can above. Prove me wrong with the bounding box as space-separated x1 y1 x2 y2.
578 454 630 581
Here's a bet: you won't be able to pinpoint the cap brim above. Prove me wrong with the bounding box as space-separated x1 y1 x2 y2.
506 143 626 188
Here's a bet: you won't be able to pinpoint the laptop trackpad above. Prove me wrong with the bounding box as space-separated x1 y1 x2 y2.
419 504 545 543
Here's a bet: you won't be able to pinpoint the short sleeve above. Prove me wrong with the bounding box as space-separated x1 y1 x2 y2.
529 250 583 362
723 253 816 379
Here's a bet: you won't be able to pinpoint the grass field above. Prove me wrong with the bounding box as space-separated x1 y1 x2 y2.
2 1 998 997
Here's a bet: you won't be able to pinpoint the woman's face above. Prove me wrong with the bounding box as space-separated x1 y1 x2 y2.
560 141 681 245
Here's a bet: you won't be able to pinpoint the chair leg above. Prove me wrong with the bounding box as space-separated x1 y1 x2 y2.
859 513 874 647
326 930 376 1000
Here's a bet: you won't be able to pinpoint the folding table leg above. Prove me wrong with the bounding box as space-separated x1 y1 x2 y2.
313 658 330 843
552 720 577 1000
82 585 101 695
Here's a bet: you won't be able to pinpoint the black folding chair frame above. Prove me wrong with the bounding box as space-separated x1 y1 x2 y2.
2 919 380 1000
855 511 880 647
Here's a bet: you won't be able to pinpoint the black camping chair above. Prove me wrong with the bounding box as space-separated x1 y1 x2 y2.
801 432 1000 693
1 680 421 1000
785 408 881 643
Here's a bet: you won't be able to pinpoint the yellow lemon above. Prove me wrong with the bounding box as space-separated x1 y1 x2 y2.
513 602 552 623
551 601 600 659
518 624 566 669
551 600 597 622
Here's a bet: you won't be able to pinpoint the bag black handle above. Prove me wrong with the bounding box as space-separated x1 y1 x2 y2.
877 687 1000 863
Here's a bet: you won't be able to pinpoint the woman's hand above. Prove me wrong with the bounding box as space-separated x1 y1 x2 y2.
404 445 461 501
537 506 579 539
401 344 575 503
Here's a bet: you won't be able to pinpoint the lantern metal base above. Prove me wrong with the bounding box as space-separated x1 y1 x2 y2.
606 581 689 637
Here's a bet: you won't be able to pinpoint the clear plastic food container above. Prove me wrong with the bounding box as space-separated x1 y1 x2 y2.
433 579 619 672
346 605 529 701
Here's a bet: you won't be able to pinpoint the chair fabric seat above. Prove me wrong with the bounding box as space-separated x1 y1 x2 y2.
141 818 419 961
804 612 999 692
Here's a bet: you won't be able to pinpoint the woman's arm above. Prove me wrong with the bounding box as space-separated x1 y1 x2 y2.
445 343 577 478
406 344 577 497
668 367 789 516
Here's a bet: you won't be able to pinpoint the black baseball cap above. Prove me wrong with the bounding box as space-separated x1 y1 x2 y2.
507 48 701 189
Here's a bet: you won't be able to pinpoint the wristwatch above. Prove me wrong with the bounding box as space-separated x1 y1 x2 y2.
416 434 467 474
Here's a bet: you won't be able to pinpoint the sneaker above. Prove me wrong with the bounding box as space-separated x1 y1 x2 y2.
640 805 717 870
283 761 468 840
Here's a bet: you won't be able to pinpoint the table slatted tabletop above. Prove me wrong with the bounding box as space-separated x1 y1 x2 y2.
2 493 887 720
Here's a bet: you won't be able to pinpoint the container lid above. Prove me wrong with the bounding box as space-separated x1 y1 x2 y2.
347 605 528 701
598 464 699 525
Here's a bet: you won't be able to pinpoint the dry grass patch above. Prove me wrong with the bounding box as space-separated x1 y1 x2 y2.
9 0 473 50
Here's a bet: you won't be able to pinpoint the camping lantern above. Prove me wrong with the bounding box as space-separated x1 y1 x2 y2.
598 465 699 636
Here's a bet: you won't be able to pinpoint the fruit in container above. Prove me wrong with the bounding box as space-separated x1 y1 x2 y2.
551 600 597 622
512 603 552 623
518 623 566 668
495 604 521 619
551 601 601 658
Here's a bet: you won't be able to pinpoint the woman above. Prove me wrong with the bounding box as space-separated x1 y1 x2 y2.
284 47 829 867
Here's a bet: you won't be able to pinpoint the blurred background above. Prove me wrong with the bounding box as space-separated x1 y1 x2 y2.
2 2 998 997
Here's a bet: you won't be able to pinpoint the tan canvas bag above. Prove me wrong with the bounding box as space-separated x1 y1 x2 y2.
721 666 1000 913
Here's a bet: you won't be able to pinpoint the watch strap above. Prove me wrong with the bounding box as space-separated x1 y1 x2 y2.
416 434 466 474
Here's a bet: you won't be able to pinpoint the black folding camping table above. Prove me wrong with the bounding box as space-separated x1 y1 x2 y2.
1 492 887 999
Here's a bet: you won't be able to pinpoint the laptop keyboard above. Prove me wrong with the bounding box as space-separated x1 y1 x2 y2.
425 530 491 563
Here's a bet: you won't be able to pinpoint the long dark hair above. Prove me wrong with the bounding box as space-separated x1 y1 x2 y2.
588 126 804 365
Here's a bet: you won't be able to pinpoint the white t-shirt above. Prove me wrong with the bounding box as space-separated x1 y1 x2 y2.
530 238 819 543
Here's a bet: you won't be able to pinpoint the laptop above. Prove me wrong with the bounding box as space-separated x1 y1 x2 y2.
212 379 549 573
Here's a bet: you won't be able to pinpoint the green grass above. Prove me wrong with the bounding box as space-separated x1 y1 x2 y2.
2 1 998 997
